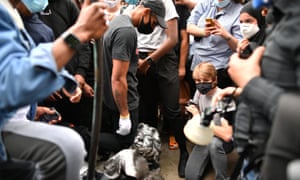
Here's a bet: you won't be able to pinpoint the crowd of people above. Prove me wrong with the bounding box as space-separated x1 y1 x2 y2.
0 0 300 179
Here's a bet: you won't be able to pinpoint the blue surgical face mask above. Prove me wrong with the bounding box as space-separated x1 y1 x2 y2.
22 0 48 13
214 0 231 8
196 82 213 95
125 0 139 5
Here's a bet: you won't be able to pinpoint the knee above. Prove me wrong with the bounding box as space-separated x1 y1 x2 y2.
60 127 86 158
209 138 224 153
48 126 86 165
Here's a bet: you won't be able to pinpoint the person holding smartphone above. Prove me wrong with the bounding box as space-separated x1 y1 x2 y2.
0 0 108 179
184 62 233 180
186 0 243 89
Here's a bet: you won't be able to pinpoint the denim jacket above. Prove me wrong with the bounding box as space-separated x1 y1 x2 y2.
0 1 77 160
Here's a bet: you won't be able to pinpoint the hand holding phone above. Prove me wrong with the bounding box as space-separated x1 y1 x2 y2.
38 107 61 123
205 18 215 27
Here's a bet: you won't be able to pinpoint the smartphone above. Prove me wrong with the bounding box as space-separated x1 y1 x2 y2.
38 108 60 123
205 18 215 27
239 45 253 59
186 99 197 106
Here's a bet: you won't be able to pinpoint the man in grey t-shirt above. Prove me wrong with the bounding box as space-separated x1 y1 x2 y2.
99 0 166 158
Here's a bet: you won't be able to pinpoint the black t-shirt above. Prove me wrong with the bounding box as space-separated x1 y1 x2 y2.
102 15 139 111
22 14 55 44
174 4 190 56
39 0 90 78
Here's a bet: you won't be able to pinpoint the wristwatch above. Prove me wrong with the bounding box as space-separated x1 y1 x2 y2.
61 32 81 50
146 56 154 65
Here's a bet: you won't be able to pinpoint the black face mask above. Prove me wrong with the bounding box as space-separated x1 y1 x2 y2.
196 82 213 94
137 16 154 34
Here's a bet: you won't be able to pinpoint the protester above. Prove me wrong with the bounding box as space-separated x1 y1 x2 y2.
238 1 267 59
98 0 166 158
211 2 269 178
225 0 300 178
136 0 189 177
186 0 243 89
184 62 233 180
0 0 108 179
167 0 191 151
39 0 93 128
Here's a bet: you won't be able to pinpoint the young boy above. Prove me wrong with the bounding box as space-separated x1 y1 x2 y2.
184 62 233 180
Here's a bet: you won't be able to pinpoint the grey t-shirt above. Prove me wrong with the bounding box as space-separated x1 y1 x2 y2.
102 15 139 111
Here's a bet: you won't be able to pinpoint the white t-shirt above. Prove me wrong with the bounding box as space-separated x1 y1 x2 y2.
193 87 222 113
137 0 179 52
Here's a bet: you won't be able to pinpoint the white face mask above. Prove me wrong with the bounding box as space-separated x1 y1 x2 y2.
240 23 260 39
104 0 120 8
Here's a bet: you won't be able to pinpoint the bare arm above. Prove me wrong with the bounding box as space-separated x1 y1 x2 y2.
178 28 189 79
187 23 206 37
111 59 130 116
212 20 239 51
175 0 197 11
148 18 178 62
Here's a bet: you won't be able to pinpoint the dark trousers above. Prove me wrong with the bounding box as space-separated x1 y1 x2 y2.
261 94 300 180
137 51 187 150
98 104 139 155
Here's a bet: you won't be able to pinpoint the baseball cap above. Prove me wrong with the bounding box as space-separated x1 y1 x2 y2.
140 0 167 28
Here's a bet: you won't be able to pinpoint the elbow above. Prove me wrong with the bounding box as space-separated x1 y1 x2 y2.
186 24 193 34
186 28 192 34
173 37 178 46
112 78 127 89
111 78 121 87
169 35 178 47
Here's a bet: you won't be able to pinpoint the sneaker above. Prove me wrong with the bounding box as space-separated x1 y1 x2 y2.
169 135 179 150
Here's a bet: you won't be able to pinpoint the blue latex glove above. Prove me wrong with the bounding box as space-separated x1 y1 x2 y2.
116 114 132 136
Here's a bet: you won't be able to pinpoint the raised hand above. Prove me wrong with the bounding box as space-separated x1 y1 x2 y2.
70 0 109 42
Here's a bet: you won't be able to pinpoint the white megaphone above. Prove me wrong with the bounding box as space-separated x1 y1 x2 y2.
184 114 214 146
184 97 237 146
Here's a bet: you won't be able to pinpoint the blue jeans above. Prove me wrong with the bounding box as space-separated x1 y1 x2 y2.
240 159 260 180
185 137 228 180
